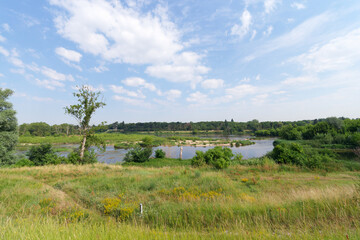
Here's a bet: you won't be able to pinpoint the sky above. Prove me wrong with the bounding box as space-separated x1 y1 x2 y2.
1 0 360 125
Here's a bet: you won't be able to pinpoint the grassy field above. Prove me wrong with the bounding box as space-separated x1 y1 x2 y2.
0 162 359 239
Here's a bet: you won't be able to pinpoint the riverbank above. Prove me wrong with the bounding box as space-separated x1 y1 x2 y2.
0 163 359 239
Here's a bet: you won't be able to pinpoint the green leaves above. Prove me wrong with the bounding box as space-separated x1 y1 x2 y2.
0 88 18 165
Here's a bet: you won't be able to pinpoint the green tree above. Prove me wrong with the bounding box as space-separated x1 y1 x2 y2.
64 85 106 163
0 88 18 165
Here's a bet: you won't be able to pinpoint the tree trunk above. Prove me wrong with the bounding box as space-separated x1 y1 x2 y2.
80 135 87 163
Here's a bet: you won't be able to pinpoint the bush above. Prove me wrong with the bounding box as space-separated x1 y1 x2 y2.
124 146 152 163
192 147 234 169
67 149 97 164
14 158 34 167
26 143 60 166
155 149 166 159
271 142 305 166
270 142 337 170
191 151 206 167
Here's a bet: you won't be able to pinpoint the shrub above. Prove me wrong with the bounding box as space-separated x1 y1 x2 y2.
191 151 206 167
271 142 305 166
155 149 166 159
14 158 34 167
192 147 234 169
139 136 153 147
124 146 152 163
67 149 97 164
26 143 61 166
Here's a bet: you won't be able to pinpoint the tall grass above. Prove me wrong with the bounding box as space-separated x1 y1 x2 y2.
0 164 359 239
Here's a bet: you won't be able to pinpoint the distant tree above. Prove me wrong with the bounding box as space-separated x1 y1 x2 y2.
0 88 18 165
65 85 106 163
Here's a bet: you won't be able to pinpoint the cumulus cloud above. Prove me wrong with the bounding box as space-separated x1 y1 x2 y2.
201 79 224 89
226 84 257 98
55 47 82 62
49 0 182 64
122 77 156 91
163 89 181 101
291 2 306 10
231 9 252 39
110 85 145 98
145 51 209 87
41 66 74 82
264 0 281 14
92 65 109 73
35 79 65 90
0 35 5 42
186 91 209 104
113 95 147 106
50 0 208 86
263 26 273 36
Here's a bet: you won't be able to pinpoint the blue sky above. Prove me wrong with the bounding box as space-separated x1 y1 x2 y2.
1 0 360 125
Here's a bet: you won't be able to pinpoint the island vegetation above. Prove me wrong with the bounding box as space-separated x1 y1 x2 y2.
1 87 360 239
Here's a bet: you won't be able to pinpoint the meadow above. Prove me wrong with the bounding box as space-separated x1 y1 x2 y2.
1 161 359 239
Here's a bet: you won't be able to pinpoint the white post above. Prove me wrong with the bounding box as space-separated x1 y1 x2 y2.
139 203 143 215
180 146 183 159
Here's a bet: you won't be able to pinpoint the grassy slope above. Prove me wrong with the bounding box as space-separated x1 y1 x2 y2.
0 163 359 239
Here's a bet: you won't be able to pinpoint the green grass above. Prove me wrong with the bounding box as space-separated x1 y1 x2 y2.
0 163 359 239
122 158 191 167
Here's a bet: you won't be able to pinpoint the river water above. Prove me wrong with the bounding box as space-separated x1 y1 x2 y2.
96 138 275 164
22 136 275 164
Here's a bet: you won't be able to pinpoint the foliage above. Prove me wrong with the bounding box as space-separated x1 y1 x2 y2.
26 143 67 166
139 136 154 147
67 149 97 164
64 85 106 163
0 88 18 165
192 147 234 169
155 149 166 158
270 142 336 170
123 146 152 163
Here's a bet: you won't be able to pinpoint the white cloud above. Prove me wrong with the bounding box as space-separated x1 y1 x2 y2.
50 0 182 65
110 85 145 98
290 28 360 73
0 73 3 77
163 89 181 100
55 47 82 62
226 84 257 98
0 46 9 56
291 2 306 10
41 66 74 82
2 23 10 32
145 52 209 87
245 12 331 61
186 91 209 104
113 95 147 106
264 0 281 14
73 84 105 92
201 79 224 89
35 79 65 90
122 77 156 91
263 26 273 36
92 65 109 73
231 9 252 39
0 35 5 42
282 75 318 85
50 0 208 87
255 74 261 80
250 30 257 41
252 94 269 105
